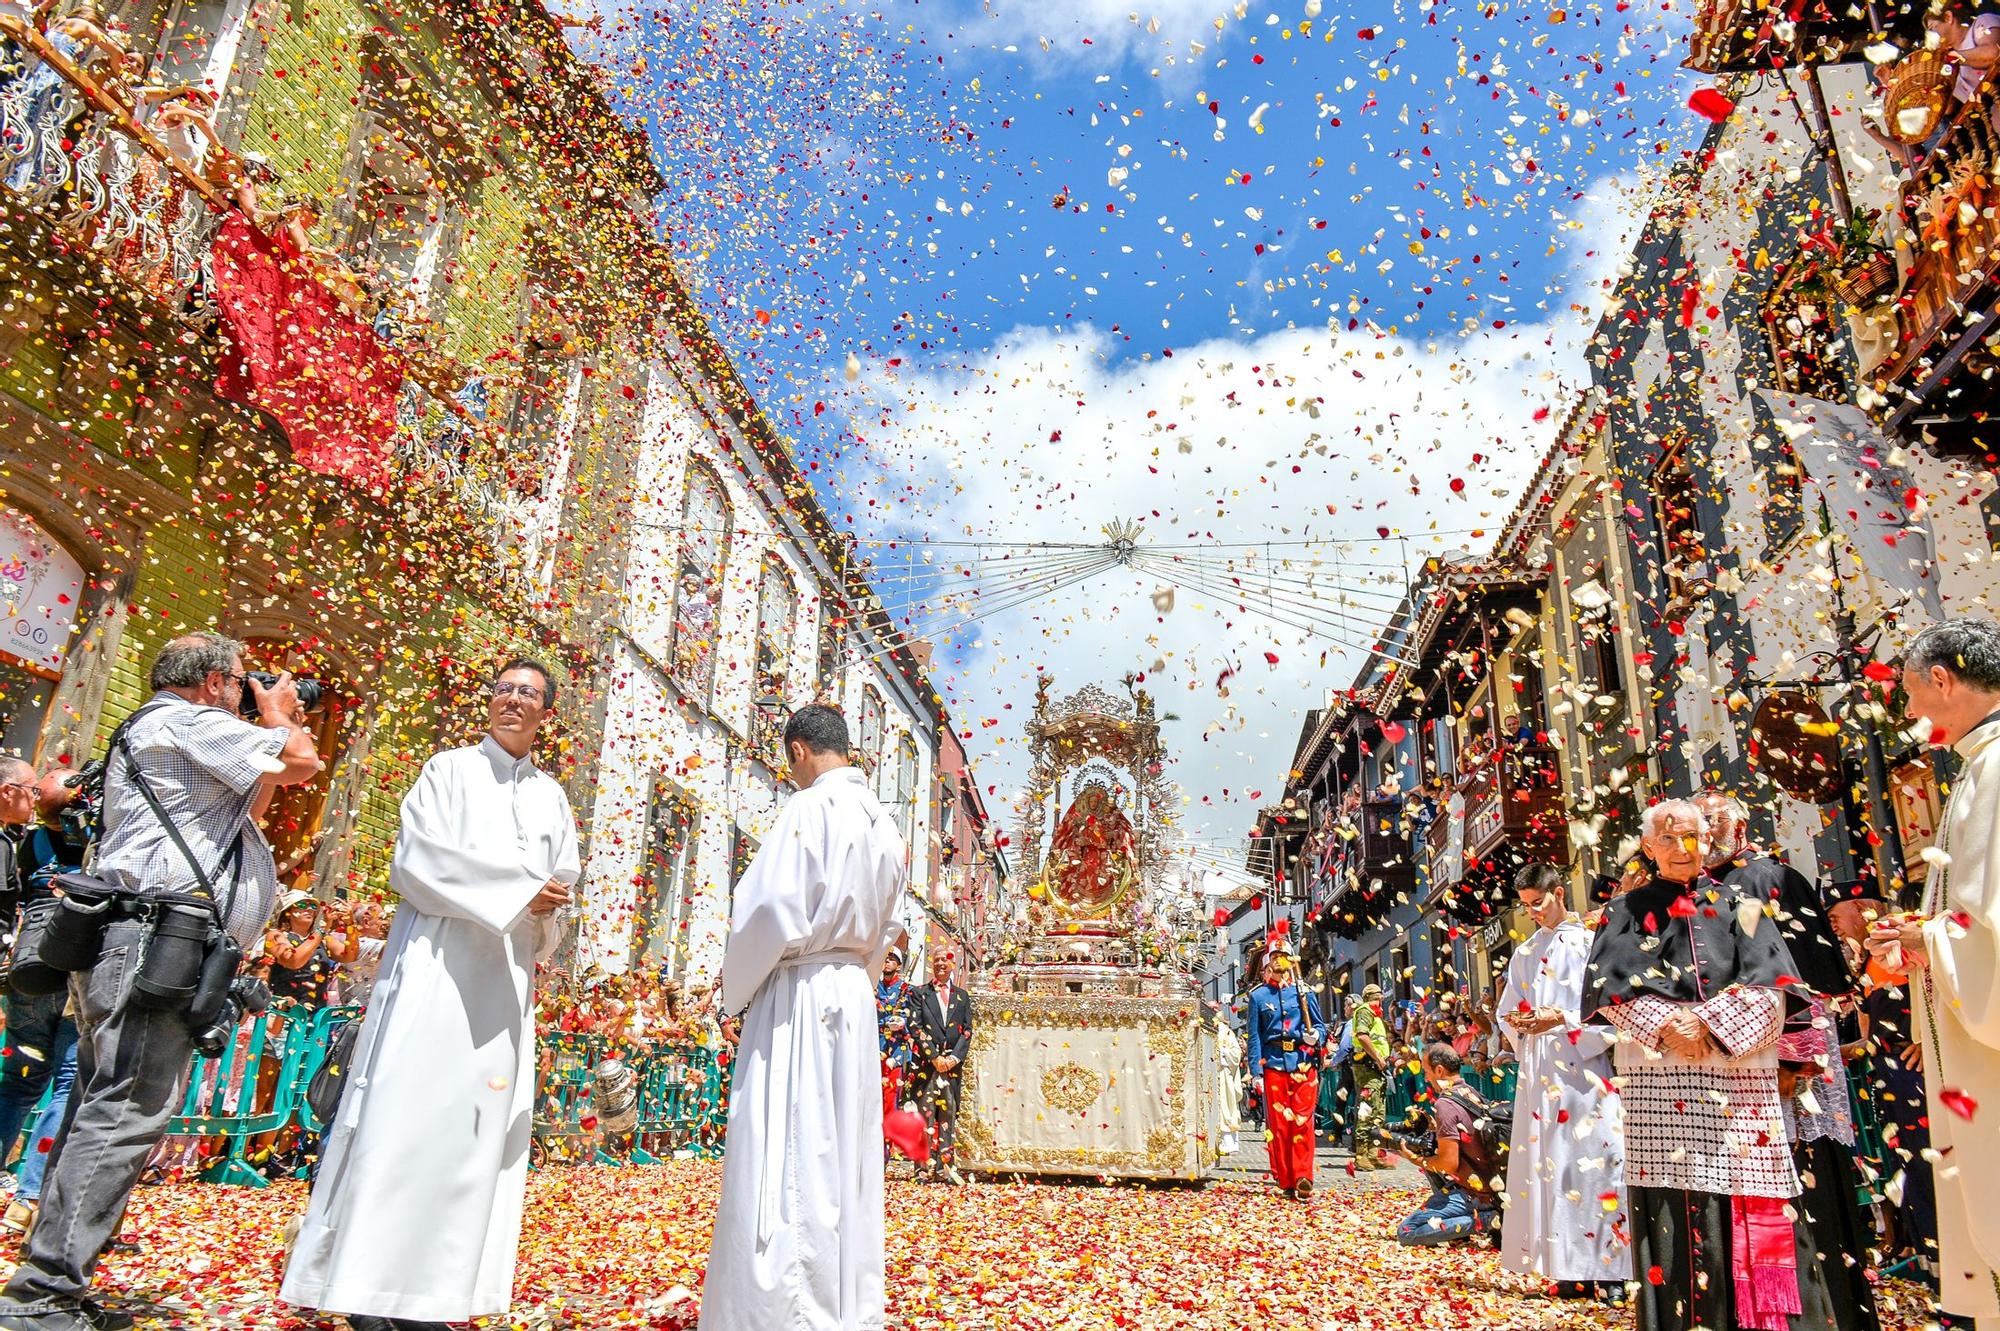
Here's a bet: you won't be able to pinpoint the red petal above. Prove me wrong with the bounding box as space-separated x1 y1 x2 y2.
1941 1088 1979 1121
1688 87 1735 122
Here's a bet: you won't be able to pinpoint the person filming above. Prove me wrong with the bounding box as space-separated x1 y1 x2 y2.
0 632 320 1331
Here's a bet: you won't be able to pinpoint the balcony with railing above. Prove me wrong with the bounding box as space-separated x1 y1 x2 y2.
1683 0 1891 74
1423 742 1564 924
0 16 536 539
0 14 225 311
1872 90 2000 450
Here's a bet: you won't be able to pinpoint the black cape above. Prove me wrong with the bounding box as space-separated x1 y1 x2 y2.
1715 851 1855 999
1582 874 1804 1020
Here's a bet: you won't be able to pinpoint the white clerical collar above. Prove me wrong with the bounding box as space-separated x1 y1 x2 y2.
479 734 536 777
1955 710 2000 760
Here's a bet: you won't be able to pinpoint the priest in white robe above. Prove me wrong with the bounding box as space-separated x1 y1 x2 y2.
1497 863 1630 1295
700 704 908 1331
281 660 579 1331
1879 620 2000 1326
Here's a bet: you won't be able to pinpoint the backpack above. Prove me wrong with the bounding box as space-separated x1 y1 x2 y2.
1441 1085 1513 1191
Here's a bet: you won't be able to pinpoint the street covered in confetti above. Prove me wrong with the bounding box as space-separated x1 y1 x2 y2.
15 1164 1874 1331
4 0 2000 1326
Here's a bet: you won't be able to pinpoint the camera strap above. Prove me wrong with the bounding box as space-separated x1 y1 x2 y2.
112 704 245 929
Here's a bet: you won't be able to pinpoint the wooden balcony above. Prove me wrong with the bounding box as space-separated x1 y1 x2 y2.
1685 0 1904 74
1880 95 2000 447
1429 745 1565 874
1352 798 1419 888
0 18 518 525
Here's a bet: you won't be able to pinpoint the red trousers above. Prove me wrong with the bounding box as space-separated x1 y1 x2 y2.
1263 1066 1320 1190
882 1061 904 1118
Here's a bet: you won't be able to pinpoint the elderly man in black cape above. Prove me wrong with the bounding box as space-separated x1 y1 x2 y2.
1584 798 1837 1331
1700 791 1880 1331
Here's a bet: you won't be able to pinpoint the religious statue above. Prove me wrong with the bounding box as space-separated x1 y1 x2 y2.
1046 783 1135 915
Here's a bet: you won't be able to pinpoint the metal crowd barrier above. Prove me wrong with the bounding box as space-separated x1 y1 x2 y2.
163 1003 361 1188
147 1011 727 1186
631 1043 725 1163
532 1032 727 1167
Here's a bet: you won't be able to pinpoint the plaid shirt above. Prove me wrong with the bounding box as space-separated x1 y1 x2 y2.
93 691 287 947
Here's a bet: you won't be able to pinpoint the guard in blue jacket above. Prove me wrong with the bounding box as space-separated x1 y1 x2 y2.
1246 943 1326 1200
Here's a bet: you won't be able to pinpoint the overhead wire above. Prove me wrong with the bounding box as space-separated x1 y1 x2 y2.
1131 553 1422 668
1132 552 1417 649
845 554 1123 668
861 552 1117 619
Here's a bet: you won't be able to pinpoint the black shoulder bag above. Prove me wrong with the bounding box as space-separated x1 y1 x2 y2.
6 707 158 996
8 703 246 1006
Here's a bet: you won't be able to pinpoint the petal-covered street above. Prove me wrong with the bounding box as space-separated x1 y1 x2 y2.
44 1158 1933 1331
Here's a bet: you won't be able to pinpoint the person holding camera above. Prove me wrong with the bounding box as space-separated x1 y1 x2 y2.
0 632 321 1331
1393 1043 1503 1246
0 765 90 1239
281 658 579 1331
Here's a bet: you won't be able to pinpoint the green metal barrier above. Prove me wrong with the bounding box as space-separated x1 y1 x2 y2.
165 1006 307 1187
291 1004 362 1137
631 1044 724 1163
153 1012 731 1184
531 1036 728 1168
533 1031 621 1166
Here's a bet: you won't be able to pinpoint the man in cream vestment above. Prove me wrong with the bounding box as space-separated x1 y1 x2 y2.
700 704 907 1331
1882 620 2000 1325
282 660 579 1330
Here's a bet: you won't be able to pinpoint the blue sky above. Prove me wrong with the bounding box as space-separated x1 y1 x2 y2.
567 0 1708 843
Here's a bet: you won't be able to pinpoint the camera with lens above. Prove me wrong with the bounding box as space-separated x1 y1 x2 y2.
236 671 323 720
192 974 270 1058
48 757 106 859
1385 1103 1436 1160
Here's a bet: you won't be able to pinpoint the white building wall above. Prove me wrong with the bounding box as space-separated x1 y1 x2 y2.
1634 67 2000 883
579 362 938 981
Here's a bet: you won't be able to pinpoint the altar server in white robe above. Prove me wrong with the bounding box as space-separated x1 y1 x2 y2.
282 659 579 1331
1876 619 2000 1326
701 703 907 1331
1498 862 1631 1296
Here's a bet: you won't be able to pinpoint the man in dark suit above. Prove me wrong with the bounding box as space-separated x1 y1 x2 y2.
911 948 972 1185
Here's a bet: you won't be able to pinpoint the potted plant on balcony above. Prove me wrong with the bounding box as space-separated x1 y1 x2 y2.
1829 209 1899 308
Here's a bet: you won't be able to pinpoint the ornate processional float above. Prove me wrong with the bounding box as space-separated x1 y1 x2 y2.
957 678 1225 1183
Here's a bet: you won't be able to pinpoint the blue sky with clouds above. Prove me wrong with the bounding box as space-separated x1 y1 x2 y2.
567 0 1710 839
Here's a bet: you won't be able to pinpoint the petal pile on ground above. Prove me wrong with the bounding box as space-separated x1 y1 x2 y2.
34 1166 1935 1330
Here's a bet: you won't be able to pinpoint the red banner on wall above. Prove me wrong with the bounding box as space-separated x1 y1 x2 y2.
210 213 403 490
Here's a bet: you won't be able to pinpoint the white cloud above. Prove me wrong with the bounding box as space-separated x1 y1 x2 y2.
840 174 1646 858
942 0 1250 67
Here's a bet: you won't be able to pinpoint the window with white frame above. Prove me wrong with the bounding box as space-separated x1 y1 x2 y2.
754 557 798 760
857 685 885 774
633 781 700 980
896 731 919 853
671 463 731 707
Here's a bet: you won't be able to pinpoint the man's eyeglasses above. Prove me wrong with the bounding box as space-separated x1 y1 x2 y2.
490 682 546 705
0 782 30 799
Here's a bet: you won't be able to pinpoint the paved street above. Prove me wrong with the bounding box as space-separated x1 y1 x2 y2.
9 1156 1932 1331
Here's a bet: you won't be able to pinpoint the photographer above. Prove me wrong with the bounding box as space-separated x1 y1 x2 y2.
1393 1043 1502 1247
0 632 320 1331
0 765 88 1238
0 757 37 915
